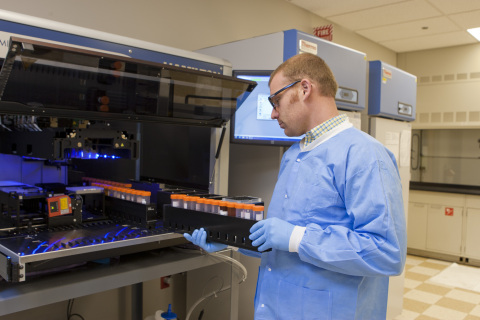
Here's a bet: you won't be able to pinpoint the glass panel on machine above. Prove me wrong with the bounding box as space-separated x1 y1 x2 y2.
0 37 256 126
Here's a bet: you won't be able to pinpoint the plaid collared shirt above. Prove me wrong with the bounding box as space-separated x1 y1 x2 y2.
303 113 348 148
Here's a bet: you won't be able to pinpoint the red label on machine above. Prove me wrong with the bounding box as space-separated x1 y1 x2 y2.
445 207 454 216
383 68 393 79
47 195 72 217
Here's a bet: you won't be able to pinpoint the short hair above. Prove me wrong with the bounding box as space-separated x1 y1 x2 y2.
270 53 338 98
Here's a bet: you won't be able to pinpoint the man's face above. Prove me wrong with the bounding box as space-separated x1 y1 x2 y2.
269 73 306 137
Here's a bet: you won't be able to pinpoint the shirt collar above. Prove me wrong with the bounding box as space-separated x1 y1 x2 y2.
303 113 348 148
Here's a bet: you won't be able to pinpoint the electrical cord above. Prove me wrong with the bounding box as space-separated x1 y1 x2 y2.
186 284 232 320
201 275 224 298
67 299 85 320
196 275 224 320
185 250 247 320
208 251 247 284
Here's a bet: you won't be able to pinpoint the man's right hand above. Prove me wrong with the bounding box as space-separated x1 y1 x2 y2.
184 228 228 253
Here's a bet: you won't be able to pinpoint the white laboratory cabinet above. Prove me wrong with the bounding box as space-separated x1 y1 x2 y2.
426 204 463 255
407 202 428 250
408 190 480 264
464 196 480 260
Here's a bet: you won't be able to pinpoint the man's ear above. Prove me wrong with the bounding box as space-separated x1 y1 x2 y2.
301 79 312 99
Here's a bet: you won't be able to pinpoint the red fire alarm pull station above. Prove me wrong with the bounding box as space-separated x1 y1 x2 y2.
445 207 454 216
47 195 72 217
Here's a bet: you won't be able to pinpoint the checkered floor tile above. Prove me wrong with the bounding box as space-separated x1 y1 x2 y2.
395 255 480 320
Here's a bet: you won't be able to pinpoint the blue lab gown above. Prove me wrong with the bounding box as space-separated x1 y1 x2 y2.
252 122 407 320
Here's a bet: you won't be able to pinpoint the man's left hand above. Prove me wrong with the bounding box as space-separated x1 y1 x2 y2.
249 217 295 252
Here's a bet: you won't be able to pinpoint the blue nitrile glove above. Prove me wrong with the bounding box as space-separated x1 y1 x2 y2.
184 228 228 253
249 217 295 252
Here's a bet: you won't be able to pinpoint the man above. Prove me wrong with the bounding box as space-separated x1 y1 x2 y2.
185 53 406 320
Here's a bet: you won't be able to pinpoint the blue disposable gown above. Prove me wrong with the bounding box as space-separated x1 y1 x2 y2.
252 123 407 320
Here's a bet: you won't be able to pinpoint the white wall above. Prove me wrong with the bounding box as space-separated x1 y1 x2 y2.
0 1 399 320
398 43 480 129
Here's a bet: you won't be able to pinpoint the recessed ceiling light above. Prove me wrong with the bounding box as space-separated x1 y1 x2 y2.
467 27 480 41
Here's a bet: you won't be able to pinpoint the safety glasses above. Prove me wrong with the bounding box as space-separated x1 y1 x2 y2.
268 80 301 110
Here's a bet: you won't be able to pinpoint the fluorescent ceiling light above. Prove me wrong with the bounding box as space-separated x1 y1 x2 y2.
467 27 480 41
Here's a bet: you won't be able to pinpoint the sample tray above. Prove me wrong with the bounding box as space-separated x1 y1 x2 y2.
163 205 259 251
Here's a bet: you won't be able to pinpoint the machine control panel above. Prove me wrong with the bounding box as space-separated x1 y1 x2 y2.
398 102 413 117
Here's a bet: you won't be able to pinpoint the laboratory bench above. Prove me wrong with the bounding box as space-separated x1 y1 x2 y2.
410 181 480 196
0 244 239 319
407 188 480 266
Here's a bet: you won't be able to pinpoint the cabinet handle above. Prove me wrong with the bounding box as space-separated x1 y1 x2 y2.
430 205 442 209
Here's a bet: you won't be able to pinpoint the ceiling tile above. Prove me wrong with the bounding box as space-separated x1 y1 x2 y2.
449 10 480 29
286 0 480 52
327 0 442 30
357 17 460 42
428 0 480 14
380 31 477 52
287 0 405 17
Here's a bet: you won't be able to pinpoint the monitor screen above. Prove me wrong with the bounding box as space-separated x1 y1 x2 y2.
231 70 303 146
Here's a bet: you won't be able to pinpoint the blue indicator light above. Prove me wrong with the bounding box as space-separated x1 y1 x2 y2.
115 227 128 237
70 237 83 248
64 150 122 159
43 238 66 253
32 241 48 254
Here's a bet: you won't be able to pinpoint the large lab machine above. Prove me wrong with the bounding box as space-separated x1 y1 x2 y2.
0 9 257 320
366 60 417 319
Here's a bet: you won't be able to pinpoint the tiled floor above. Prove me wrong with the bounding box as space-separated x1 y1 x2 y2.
395 255 480 320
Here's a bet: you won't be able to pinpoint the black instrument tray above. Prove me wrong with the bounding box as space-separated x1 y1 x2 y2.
163 205 258 251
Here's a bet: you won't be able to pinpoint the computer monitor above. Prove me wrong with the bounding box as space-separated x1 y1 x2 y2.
231 70 303 146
